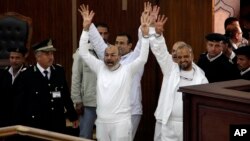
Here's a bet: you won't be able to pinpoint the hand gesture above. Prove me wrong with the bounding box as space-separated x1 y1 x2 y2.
143 2 152 16
150 5 160 26
140 12 151 37
155 15 168 35
78 4 95 31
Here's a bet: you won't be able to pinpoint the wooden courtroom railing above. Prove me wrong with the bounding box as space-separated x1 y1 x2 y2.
0 125 93 141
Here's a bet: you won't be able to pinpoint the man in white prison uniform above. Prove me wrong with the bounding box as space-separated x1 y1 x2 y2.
78 4 151 141
150 15 208 141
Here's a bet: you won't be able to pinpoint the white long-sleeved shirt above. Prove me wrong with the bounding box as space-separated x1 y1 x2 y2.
150 35 208 124
79 30 149 123
89 24 153 115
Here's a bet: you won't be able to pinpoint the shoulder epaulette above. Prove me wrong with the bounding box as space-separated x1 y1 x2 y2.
20 67 27 72
33 66 37 72
56 64 62 67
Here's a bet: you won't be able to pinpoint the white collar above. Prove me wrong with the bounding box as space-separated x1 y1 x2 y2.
241 67 250 76
36 63 51 74
8 65 24 84
206 52 222 62
121 51 132 60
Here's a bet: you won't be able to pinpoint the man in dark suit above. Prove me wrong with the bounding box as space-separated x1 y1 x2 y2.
16 39 78 134
0 46 28 127
197 33 240 83
235 46 250 80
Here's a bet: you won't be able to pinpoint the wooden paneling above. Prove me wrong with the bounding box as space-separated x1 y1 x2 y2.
180 80 250 141
159 0 213 61
0 0 73 84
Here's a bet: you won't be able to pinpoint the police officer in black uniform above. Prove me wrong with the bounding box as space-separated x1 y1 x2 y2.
0 46 28 127
197 33 240 83
235 46 250 80
16 39 78 134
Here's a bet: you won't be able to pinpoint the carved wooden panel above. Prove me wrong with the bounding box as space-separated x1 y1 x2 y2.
214 0 240 33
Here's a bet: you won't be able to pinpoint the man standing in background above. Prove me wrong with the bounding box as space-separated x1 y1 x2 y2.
0 46 28 127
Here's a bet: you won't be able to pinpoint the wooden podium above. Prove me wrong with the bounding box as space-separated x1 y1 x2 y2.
179 79 250 141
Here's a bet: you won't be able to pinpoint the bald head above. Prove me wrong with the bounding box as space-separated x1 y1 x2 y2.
104 45 121 70
171 41 187 63
176 44 194 71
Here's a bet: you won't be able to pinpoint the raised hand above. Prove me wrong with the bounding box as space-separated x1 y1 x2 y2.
142 2 152 16
78 4 95 31
140 12 151 37
155 15 168 35
150 5 160 26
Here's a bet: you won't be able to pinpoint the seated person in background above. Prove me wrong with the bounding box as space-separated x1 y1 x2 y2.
235 46 250 80
197 33 240 83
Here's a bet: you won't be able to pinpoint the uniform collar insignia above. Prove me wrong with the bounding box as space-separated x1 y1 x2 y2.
51 65 55 70
33 66 37 72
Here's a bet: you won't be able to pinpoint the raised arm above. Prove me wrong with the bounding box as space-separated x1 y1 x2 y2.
150 15 173 75
140 11 151 38
78 4 102 73
128 12 151 75
78 4 107 60
78 4 93 31
131 2 160 61
89 24 107 60
138 2 160 39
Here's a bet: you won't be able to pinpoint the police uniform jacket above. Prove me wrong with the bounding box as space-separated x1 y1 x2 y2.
241 71 250 80
0 65 27 127
17 64 77 133
197 53 240 83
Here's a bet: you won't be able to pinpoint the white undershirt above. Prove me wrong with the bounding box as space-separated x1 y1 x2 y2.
8 65 23 84
170 69 194 120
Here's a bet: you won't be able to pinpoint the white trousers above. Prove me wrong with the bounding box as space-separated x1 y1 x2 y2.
96 118 132 141
154 120 183 141
131 114 141 140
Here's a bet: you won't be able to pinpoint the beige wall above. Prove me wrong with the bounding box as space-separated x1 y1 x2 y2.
214 0 240 33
